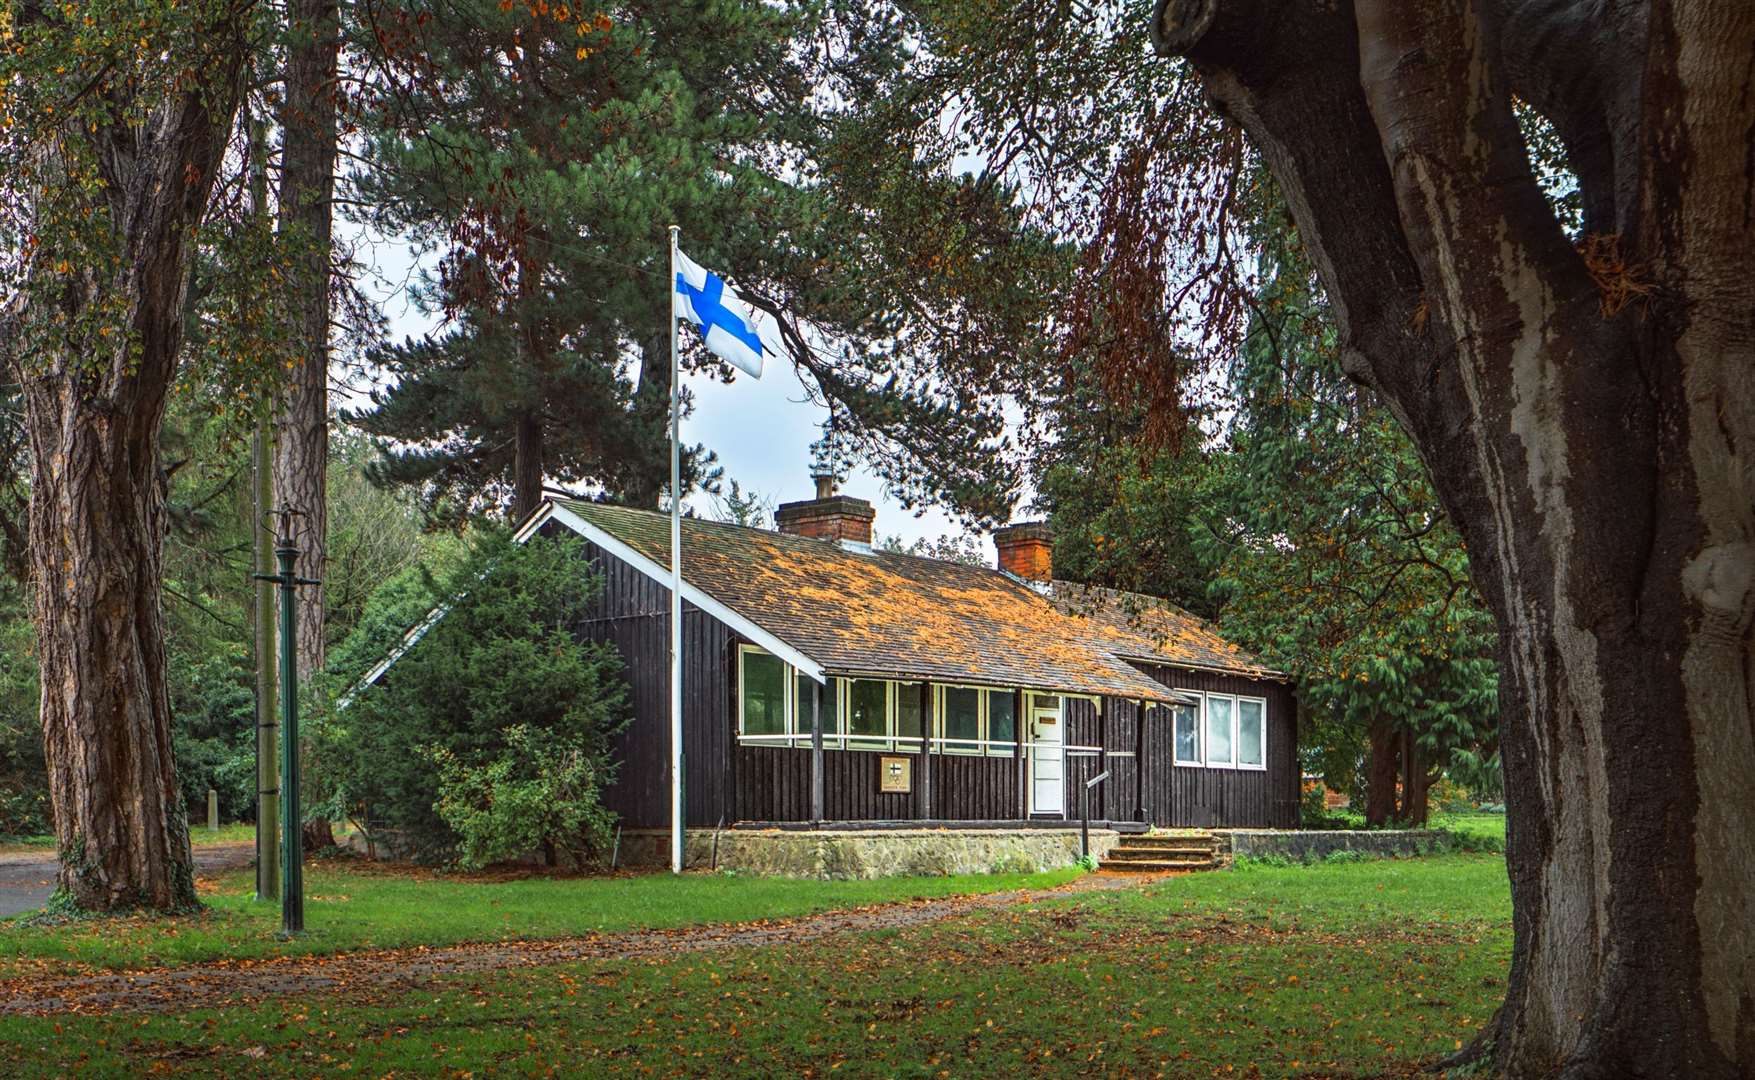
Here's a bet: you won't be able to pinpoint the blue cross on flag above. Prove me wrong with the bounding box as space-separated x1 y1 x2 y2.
673 249 785 379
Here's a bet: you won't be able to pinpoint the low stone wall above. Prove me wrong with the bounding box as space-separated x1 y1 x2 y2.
1212 828 1449 862
615 827 1120 879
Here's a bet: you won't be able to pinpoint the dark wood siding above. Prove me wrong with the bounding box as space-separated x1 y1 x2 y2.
1126 664 1299 829
735 745 925 822
558 526 737 828
930 752 1019 820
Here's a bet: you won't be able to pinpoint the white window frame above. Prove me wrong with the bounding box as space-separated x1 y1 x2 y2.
934 684 986 755
1234 695 1269 771
793 670 841 750
984 689 1020 758
1179 692 1269 771
1171 702 1204 767
737 645 794 744
1204 693 1238 770
842 677 894 752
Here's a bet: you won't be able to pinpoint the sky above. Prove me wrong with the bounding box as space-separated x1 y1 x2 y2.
352 235 988 559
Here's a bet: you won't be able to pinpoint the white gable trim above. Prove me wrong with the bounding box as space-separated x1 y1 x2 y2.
345 501 823 704
546 501 824 682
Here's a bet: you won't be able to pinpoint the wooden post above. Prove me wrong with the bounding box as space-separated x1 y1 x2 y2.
1015 688 1028 819
918 681 932 821
1096 698 1108 823
207 789 219 832
810 678 824 823
1135 699 1148 822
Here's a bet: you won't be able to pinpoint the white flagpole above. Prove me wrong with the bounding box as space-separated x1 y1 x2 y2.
668 225 684 875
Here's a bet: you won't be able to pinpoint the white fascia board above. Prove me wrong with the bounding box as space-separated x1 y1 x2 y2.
545 502 825 683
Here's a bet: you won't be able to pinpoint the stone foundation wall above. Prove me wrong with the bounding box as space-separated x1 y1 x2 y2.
1212 828 1448 862
614 827 1120 879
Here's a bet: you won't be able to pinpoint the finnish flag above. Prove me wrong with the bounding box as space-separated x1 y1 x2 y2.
673 249 785 379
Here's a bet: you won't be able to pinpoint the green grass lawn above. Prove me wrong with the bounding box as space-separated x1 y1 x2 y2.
0 853 1512 1078
0 858 1080 975
1431 810 1507 846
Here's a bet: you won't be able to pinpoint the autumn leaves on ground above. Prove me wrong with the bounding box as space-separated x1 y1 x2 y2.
0 851 1510 1078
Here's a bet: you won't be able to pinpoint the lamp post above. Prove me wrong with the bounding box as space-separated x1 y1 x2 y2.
254 507 320 935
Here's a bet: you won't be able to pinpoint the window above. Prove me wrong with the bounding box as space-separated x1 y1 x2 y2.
740 648 788 739
1173 704 1201 765
940 686 983 753
896 683 925 748
1206 695 1235 767
793 672 839 747
847 679 890 750
987 691 1016 757
1237 698 1266 769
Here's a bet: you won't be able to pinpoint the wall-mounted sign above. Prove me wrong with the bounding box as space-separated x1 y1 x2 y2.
879 755 912 793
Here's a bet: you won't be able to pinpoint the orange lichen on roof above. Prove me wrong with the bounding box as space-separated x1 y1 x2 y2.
1049 581 1283 680
558 501 1201 702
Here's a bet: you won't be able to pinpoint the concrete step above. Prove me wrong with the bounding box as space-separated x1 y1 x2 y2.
1114 836 1218 848
1100 858 1219 873
1106 845 1217 860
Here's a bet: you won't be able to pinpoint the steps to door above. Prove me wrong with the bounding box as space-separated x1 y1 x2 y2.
1099 830 1223 873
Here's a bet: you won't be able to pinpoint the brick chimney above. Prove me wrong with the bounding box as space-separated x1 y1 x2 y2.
994 521 1053 582
776 471 875 546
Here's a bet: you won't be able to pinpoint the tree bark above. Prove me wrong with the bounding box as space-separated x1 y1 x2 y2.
1398 730 1432 827
1153 1 1755 1074
511 408 544 524
1364 719 1401 826
274 0 340 676
10 15 247 911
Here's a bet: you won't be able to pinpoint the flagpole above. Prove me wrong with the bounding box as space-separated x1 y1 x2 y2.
668 224 684 876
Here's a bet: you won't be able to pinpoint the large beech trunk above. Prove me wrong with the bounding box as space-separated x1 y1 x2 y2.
1154 1 1754 1074
11 18 246 911
274 0 340 676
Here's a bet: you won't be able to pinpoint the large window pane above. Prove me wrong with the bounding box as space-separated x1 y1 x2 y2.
943 687 982 752
896 683 924 747
1237 699 1265 767
987 691 1016 755
742 651 787 737
847 679 889 749
1206 696 1234 765
1173 705 1200 764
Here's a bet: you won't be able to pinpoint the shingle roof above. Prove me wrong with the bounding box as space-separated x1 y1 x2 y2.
556 500 1198 704
1048 581 1285 680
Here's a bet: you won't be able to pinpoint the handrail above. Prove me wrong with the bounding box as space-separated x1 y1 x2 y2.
1081 769 1112 862
734 734 1102 754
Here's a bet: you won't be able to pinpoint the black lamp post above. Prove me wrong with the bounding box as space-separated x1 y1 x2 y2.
254 507 320 935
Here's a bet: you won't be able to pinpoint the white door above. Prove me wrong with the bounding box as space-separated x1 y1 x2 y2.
1030 706 1064 816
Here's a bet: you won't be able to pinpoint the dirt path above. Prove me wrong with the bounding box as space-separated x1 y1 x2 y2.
0 872 1149 1017
0 842 256 920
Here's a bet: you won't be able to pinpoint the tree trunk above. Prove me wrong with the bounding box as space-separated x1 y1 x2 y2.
1153 1 1755 1073
1398 731 1431 827
1364 719 1401 826
511 409 544 524
274 0 340 677
27 384 195 910
8 13 247 911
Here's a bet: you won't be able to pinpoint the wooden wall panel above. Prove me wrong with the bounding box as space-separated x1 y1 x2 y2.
1124 665 1300 829
560 529 738 829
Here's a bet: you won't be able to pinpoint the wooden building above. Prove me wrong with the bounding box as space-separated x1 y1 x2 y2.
477 487 1300 832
